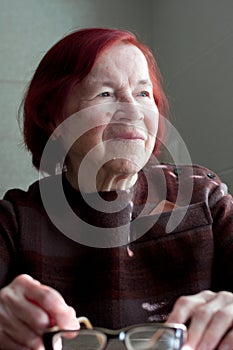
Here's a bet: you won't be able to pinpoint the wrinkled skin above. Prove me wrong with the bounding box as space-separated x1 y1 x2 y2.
167 290 233 350
0 275 79 349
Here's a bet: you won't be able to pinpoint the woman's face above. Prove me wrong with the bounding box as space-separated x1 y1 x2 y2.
61 42 159 188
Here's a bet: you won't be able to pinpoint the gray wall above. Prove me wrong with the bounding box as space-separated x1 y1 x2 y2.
0 0 233 197
0 0 153 198
152 0 233 192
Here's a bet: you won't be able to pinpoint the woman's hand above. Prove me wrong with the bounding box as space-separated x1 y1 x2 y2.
167 290 233 350
0 274 79 350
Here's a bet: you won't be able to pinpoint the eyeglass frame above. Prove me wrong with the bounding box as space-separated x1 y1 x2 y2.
43 316 187 350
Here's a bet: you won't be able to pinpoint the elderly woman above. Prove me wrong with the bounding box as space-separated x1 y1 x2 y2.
0 27 233 350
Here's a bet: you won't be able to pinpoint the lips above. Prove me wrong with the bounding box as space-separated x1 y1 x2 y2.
106 130 146 141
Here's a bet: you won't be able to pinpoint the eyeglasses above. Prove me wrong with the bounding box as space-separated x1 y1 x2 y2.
43 316 187 350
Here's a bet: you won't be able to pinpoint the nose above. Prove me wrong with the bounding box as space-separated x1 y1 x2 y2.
112 101 144 122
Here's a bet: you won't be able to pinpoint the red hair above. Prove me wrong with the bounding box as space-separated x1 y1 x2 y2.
21 27 169 174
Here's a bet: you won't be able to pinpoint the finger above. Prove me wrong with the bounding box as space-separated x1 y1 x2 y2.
182 291 233 350
0 275 50 349
8 274 79 332
24 282 79 329
11 274 41 289
167 290 216 324
10 274 78 330
0 299 44 348
15 298 50 331
4 317 43 348
192 302 233 350
0 330 30 350
218 327 233 350
0 285 50 331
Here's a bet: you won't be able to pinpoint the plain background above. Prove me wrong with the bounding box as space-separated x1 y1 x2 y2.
0 0 232 197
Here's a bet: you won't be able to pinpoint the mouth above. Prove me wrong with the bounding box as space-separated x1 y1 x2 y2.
108 131 146 142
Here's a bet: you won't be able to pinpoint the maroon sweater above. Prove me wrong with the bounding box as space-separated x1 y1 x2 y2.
0 163 233 329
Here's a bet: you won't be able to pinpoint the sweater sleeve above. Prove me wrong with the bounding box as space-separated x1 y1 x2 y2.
0 198 19 287
159 163 233 292
209 182 233 291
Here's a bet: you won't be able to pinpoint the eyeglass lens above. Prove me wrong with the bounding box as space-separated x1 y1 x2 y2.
51 326 182 350
126 326 178 349
52 330 106 350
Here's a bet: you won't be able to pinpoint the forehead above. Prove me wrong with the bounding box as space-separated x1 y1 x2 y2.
87 42 150 80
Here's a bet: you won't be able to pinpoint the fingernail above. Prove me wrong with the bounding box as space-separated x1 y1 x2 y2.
181 345 193 350
181 345 194 350
69 317 80 330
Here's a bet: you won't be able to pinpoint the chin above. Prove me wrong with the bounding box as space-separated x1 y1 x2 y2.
105 142 152 172
108 157 145 175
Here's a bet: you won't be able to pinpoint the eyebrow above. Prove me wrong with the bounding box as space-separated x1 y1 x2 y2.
91 79 153 87
137 79 153 86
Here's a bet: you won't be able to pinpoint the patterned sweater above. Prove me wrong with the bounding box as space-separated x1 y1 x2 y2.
0 163 233 329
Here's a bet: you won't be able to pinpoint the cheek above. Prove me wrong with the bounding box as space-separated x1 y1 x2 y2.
79 125 106 149
145 111 159 140
67 125 106 160
89 126 105 141
72 110 111 147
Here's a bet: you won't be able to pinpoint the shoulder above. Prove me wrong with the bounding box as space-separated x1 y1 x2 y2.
145 162 221 182
2 175 60 209
143 163 228 205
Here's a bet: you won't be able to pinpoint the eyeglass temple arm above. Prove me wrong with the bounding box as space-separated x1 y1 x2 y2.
44 316 94 334
77 316 94 330
78 316 104 347
147 328 165 347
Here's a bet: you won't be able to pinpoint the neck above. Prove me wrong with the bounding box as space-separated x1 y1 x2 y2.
96 171 138 192
65 162 138 192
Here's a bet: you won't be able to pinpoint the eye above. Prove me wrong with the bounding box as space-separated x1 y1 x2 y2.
98 91 112 97
139 91 150 97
